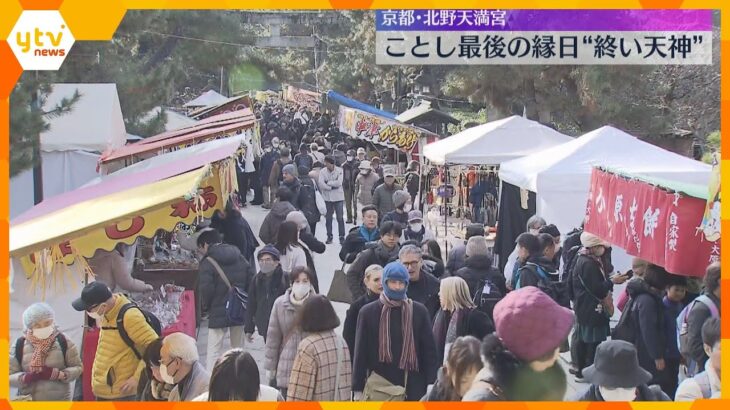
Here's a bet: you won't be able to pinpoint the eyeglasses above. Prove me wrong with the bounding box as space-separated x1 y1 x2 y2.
401 260 421 268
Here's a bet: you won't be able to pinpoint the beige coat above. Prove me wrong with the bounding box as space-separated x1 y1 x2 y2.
9 335 83 401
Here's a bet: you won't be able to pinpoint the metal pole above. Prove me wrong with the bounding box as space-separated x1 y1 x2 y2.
443 165 449 258
31 73 43 204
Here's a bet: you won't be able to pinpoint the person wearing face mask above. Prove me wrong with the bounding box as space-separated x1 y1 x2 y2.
264 267 317 398
382 190 412 227
136 338 174 401
352 262 438 401
402 210 435 244
422 336 483 401
347 221 402 300
372 171 402 220
355 160 380 209
571 233 629 382
344 264 384 362
573 340 670 401
10 303 82 401
503 215 547 288
160 332 210 401
244 246 288 344
71 282 160 400
260 139 281 210
463 286 574 401
342 149 360 224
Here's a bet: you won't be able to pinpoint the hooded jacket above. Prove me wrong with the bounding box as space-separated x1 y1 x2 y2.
626 278 665 379
516 256 562 304
245 265 289 337
259 201 296 245
199 243 254 329
210 208 259 263
346 242 400 300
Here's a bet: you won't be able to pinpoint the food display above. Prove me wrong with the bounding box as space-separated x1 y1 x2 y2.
129 284 186 329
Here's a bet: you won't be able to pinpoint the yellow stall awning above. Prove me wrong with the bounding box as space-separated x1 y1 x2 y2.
10 167 209 258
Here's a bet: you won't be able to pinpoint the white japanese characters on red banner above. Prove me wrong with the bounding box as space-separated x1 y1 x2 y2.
585 168 719 277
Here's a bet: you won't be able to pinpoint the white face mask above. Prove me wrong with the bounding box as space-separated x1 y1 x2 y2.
410 223 423 232
159 362 176 385
529 228 540 235
347 156 354 161
599 386 636 402
292 283 311 299
32 325 55 340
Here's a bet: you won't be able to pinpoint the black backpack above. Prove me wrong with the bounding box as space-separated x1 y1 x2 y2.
15 333 68 366
103 303 162 359
563 245 583 301
474 278 504 320
612 296 637 343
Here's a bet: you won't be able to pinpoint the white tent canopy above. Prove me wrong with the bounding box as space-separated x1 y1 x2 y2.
41 83 127 152
499 125 712 234
423 115 573 165
183 90 228 108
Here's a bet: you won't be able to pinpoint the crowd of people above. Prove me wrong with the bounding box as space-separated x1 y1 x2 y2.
10 101 722 402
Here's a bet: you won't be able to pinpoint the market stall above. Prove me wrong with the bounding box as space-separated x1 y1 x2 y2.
422 115 573 257
9 137 244 364
499 125 712 272
584 167 720 277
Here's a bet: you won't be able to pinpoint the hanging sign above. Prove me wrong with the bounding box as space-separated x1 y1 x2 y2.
338 106 428 152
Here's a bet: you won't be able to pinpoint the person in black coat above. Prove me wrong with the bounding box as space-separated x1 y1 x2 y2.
197 230 255 366
627 265 670 383
432 277 494 365
420 240 445 278
339 206 380 263
572 340 670 401
399 244 441 320
244 246 288 343
343 265 383 362
296 166 321 234
454 236 505 297
353 262 438 401
347 221 401 300
210 204 259 264
570 233 629 379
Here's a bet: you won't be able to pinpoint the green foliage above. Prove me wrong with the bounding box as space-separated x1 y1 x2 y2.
702 131 720 164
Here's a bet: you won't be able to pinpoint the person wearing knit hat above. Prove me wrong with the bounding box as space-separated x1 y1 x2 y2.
280 163 303 212
402 209 435 244
571 232 629 382
12 303 83 400
352 261 439 401
453 235 505 311
382 190 412 227
463 286 573 401
245 245 289 343
466 236 489 258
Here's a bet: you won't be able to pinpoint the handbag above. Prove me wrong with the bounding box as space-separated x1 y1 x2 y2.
362 371 408 401
327 262 353 304
207 257 248 326
314 184 327 215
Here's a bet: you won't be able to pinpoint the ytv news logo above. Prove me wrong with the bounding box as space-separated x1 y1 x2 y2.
8 11 74 70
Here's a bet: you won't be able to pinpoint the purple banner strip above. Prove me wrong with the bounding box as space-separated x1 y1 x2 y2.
375 9 714 31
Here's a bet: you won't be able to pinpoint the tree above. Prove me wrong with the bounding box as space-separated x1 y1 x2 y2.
10 76 80 177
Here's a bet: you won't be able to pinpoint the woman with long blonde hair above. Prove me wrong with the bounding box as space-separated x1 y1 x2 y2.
433 277 494 364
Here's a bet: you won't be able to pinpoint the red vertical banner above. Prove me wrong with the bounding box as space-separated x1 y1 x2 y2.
585 168 718 278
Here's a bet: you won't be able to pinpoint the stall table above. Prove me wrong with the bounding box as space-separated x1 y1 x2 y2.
81 290 196 401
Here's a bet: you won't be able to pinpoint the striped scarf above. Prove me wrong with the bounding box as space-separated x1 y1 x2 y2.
26 329 59 372
378 293 418 371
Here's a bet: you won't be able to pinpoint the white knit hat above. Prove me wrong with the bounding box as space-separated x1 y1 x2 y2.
23 302 55 330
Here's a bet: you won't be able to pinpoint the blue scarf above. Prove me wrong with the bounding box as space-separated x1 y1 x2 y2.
359 225 380 242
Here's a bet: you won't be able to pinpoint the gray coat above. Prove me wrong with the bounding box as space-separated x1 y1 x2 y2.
9 335 83 401
168 361 210 402
355 172 379 206
264 289 316 388
372 183 402 217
